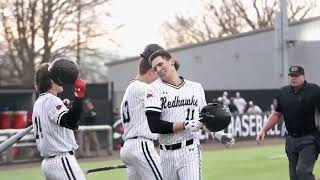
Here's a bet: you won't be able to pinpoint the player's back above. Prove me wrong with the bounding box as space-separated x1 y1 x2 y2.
32 93 78 157
121 80 158 141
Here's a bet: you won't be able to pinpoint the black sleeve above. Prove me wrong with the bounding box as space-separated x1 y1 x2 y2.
145 111 174 134
59 98 83 130
316 86 320 112
275 89 282 113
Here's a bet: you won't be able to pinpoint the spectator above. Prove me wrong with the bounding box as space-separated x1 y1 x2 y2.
217 97 223 104
270 98 278 112
83 98 101 156
247 101 262 114
270 104 275 112
222 91 230 105
228 97 238 113
233 92 247 114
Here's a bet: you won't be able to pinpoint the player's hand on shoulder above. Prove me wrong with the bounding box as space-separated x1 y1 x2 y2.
74 77 86 98
184 119 203 132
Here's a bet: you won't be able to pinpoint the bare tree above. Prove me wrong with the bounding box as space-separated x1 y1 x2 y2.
162 0 317 47
0 0 117 85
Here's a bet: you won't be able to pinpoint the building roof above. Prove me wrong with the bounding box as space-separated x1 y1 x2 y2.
105 16 320 67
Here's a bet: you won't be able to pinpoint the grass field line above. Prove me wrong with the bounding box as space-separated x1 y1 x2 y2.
267 153 286 159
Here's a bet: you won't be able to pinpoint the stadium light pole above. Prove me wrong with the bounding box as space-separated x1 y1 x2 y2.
76 0 82 67
275 0 289 86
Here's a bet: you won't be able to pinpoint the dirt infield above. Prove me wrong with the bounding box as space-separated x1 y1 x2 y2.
0 138 285 171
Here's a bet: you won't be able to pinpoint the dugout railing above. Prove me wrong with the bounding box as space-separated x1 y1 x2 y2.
0 125 113 164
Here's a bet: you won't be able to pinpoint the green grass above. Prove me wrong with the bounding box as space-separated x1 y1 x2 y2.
1 145 320 180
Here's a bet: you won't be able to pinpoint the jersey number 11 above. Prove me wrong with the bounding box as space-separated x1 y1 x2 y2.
186 108 195 120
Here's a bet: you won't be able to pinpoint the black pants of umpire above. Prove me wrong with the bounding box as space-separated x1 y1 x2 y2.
285 134 318 180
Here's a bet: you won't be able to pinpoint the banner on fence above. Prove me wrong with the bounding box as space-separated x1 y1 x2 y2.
227 113 286 138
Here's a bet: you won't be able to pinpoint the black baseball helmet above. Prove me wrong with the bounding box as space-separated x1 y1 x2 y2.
200 102 232 132
140 44 171 61
48 57 79 86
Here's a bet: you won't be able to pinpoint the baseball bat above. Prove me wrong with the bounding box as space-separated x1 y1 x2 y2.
84 164 127 174
0 125 33 153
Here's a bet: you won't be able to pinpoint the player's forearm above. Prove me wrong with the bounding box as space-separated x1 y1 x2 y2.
146 111 173 134
262 112 282 133
146 111 189 133
172 122 184 133
60 97 83 130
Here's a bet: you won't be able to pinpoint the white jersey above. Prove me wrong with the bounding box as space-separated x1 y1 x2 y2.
121 80 158 141
145 78 207 144
233 97 247 114
32 93 78 158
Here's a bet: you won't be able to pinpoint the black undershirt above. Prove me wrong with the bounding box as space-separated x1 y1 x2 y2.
145 111 174 134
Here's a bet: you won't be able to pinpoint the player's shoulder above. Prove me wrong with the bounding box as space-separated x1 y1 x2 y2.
127 79 150 92
43 93 63 105
279 85 290 92
148 79 162 89
184 79 203 88
34 93 62 109
150 78 162 86
127 79 143 88
144 79 162 93
306 82 320 89
36 93 57 101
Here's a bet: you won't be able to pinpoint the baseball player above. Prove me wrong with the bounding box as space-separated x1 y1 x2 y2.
120 58 163 180
32 63 86 180
142 44 234 180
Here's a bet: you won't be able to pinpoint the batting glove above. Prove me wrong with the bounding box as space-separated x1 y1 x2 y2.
212 131 235 148
74 77 86 98
184 120 204 132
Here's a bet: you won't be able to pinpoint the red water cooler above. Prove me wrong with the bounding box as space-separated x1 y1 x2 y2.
27 112 33 126
0 111 12 129
12 111 27 129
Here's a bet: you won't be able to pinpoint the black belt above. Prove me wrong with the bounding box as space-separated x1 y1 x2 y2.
128 136 139 140
160 139 194 151
48 151 74 158
121 137 153 147
128 136 153 141
288 131 314 138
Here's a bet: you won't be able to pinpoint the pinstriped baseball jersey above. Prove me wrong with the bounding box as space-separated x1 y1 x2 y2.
120 79 163 180
32 93 78 158
121 80 158 141
144 78 207 145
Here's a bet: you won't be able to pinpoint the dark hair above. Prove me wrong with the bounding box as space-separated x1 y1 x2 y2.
35 63 52 93
138 58 152 75
174 59 180 71
152 55 180 71
141 44 180 71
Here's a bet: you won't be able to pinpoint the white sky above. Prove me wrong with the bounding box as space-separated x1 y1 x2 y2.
93 0 320 58
95 0 204 57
